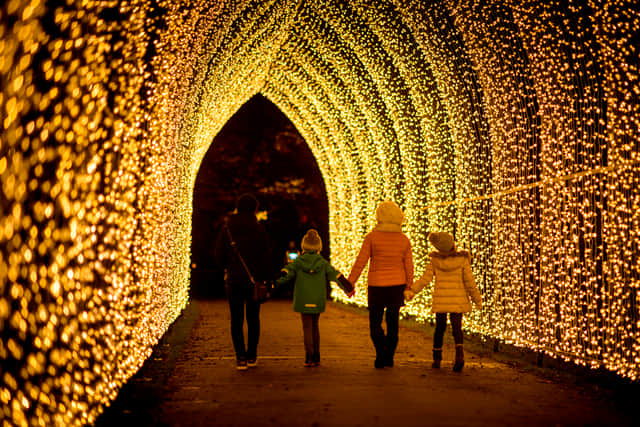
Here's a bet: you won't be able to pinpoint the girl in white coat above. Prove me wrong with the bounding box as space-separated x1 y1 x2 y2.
405 232 482 372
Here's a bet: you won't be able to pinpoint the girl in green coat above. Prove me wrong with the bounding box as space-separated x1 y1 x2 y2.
276 229 354 366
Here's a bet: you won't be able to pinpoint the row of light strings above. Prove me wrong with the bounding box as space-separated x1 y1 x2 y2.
0 0 638 425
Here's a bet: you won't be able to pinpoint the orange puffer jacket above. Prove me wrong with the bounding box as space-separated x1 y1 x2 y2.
348 229 413 288
412 251 482 313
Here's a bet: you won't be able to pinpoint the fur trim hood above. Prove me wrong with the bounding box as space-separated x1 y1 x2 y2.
429 251 471 272
429 250 471 259
429 251 471 271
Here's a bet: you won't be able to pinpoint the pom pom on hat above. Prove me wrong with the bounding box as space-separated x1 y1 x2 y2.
301 229 322 252
375 200 404 225
236 193 258 213
428 232 455 252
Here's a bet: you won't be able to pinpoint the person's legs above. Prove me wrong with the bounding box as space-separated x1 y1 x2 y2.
383 305 400 367
369 305 386 368
433 312 447 349
312 313 320 365
228 289 247 369
450 313 463 345
450 313 464 372
245 291 261 364
432 312 447 368
301 313 314 366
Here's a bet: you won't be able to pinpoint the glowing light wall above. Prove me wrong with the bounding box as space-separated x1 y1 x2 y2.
0 0 638 424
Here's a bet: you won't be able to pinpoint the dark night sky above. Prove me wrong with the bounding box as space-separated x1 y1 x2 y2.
191 94 329 297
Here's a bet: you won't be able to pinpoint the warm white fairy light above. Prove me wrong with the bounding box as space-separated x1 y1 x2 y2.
1 0 639 425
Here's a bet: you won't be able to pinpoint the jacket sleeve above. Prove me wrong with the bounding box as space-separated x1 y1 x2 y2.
462 258 482 307
404 237 414 289
275 265 296 286
348 233 372 285
411 262 433 294
214 224 229 269
327 263 354 294
325 262 339 283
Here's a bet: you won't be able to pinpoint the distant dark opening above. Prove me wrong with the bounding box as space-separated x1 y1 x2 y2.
190 94 329 298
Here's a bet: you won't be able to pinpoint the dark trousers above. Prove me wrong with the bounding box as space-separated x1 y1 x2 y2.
433 312 463 349
301 313 320 356
368 285 404 361
369 305 400 360
228 286 261 360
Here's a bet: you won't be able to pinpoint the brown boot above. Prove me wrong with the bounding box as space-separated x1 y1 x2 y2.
432 348 442 369
453 344 464 372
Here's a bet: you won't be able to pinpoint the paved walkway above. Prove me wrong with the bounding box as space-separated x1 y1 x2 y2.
98 299 634 426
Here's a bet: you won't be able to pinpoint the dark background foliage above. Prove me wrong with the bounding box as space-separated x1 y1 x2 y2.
190 94 329 297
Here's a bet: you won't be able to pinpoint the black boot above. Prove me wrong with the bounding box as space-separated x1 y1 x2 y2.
432 348 442 369
373 337 385 368
453 345 464 372
304 353 312 367
312 353 320 367
374 352 385 369
383 346 395 367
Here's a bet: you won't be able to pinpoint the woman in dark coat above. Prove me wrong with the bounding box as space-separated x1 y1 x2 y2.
215 194 272 370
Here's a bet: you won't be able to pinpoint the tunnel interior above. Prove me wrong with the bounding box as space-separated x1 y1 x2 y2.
190 93 329 298
1 0 639 425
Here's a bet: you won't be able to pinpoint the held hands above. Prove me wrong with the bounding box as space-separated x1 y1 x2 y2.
404 289 415 302
336 274 355 298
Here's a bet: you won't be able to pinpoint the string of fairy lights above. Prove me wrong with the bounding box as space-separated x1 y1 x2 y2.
0 0 638 424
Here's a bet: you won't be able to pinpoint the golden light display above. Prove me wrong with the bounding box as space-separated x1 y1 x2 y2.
0 0 638 424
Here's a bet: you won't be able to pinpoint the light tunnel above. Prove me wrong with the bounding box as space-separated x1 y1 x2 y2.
1 0 639 425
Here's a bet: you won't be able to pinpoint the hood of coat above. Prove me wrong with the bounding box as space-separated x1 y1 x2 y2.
296 252 326 274
374 223 402 232
375 200 404 226
429 250 470 272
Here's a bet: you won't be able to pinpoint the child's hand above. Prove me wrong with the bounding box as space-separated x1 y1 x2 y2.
404 289 415 301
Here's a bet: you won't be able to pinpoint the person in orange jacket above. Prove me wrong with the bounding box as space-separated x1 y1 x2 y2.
348 201 413 368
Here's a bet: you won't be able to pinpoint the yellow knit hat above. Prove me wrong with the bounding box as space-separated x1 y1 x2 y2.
301 229 322 252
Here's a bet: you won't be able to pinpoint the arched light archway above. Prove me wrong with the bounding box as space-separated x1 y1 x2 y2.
1 0 639 424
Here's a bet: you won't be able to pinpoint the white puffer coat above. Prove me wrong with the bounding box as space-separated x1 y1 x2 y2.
411 251 482 313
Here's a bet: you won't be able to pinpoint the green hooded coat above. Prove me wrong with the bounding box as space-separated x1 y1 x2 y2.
276 251 341 314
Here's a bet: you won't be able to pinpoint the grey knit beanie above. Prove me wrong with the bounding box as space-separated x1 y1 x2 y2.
428 232 455 252
301 229 322 252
